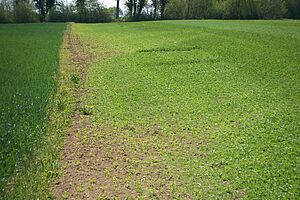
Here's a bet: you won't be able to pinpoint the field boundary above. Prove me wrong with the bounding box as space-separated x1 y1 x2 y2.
53 22 99 199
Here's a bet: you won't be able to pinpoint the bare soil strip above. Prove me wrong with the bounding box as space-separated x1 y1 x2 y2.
54 25 101 199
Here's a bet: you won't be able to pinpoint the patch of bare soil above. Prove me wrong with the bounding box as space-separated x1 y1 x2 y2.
53 25 103 199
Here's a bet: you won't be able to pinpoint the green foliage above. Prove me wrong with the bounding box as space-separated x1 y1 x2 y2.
165 0 186 19
0 4 10 23
125 0 133 17
125 0 147 20
137 0 146 16
164 0 298 20
151 0 159 19
0 23 66 197
160 0 168 18
48 0 113 23
70 73 80 84
74 20 300 198
48 1 77 22
285 0 300 18
14 2 38 23
75 0 113 23
1 0 300 23
79 105 94 115
190 0 213 18
34 0 56 22
256 0 287 19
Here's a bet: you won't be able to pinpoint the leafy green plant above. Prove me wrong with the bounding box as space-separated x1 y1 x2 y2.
79 105 94 115
70 73 80 84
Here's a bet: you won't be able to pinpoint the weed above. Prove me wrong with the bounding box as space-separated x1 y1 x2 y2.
70 73 80 84
79 105 94 115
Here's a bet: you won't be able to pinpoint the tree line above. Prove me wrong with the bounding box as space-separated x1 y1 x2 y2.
0 0 114 23
0 0 299 23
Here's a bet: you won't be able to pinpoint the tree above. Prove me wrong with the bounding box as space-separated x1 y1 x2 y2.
76 0 87 22
186 0 191 18
2 0 298 23
34 0 55 21
160 0 168 18
285 0 300 18
165 0 186 19
125 0 146 19
85 0 112 23
191 0 213 18
137 0 146 17
133 0 137 16
151 0 158 19
125 0 133 17
257 0 286 19
243 0 258 19
48 1 77 22
116 0 120 18
225 0 242 19
0 3 8 23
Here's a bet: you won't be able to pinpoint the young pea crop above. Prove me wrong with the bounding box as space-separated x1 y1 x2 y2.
73 20 300 198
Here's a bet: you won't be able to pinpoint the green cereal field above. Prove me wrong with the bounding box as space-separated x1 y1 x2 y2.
0 23 66 197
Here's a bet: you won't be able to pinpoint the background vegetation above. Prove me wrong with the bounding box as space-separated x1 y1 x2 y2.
0 0 300 23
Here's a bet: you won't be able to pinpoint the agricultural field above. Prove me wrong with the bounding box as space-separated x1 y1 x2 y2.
0 23 67 198
1 20 300 199
61 20 299 199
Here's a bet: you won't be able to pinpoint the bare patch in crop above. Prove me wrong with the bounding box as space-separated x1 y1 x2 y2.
54 24 101 199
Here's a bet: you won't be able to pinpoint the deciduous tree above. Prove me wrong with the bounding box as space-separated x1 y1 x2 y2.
34 0 55 21
160 0 168 18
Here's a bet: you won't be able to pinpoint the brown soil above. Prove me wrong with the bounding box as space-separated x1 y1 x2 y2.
53 25 103 199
